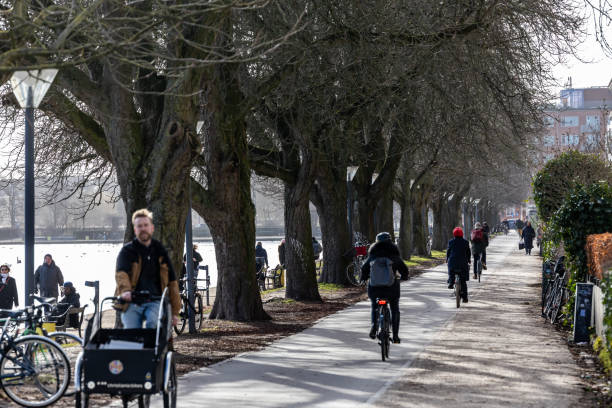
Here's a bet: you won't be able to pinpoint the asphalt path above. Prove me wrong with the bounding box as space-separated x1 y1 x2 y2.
138 234 582 408
140 236 503 408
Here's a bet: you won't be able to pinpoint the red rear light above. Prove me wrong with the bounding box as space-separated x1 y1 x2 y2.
377 300 387 305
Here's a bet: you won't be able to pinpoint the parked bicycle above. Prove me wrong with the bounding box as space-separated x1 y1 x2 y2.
375 298 391 361
345 241 369 286
0 306 71 407
542 256 567 323
174 277 204 335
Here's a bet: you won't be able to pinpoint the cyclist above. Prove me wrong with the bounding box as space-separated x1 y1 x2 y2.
115 208 181 329
360 232 408 344
446 227 471 303
470 222 488 278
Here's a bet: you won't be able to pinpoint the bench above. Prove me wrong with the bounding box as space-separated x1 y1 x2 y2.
265 265 284 289
54 305 88 338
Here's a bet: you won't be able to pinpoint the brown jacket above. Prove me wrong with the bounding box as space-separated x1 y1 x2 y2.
114 239 181 315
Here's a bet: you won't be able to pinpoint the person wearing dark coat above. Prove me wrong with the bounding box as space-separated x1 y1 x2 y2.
53 282 81 327
0 264 18 310
278 239 286 267
360 232 409 344
34 254 64 299
447 227 471 303
522 221 536 255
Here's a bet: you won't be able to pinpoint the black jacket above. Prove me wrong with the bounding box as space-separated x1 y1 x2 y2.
522 225 536 249
34 261 64 298
360 240 409 282
278 243 286 266
0 277 18 309
55 292 81 327
447 237 471 272
255 244 268 266
360 240 408 300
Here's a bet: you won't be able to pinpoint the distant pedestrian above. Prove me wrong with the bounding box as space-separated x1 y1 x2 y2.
0 264 18 310
516 218 525 238
53 282 81 327
255 242 268 272
312 237 322 260
34 254 64 300
522 221 536 255
182 244 204 279
278 239 286 267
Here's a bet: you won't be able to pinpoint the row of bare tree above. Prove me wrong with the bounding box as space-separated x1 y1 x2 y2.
0 0 596 320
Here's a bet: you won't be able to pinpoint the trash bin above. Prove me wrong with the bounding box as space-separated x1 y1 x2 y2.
573 283 593 343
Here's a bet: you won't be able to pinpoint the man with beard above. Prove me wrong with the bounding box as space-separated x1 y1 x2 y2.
115 209 181 329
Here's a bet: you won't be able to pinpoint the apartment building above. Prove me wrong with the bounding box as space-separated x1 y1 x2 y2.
537 86 612 164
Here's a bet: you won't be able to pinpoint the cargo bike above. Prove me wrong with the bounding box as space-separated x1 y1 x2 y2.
74 290 177 407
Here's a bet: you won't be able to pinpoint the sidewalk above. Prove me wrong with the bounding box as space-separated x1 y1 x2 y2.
374 236 584 408
145 235 585 407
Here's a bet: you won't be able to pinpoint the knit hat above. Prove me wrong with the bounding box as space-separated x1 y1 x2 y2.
453 227 463 238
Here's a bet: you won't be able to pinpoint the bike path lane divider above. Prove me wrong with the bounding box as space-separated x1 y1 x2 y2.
142 239 512 408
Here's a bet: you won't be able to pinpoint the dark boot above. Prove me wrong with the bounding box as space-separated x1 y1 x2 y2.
369 325 376 339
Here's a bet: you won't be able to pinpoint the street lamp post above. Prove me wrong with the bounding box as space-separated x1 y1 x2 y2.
9 69 58 306
184 120 205 334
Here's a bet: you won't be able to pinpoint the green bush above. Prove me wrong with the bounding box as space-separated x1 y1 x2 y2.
532 151 611 223
549 181 612 282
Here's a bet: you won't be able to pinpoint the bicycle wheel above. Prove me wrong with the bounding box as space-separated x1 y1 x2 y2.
174 302 187 335
194 294 204 330
550 286 565 323
163 356 177 408
47 332 82 397
346 262 360 286
0 335 70 407
455 276 461 308
138 394 151 407
383 307 390 359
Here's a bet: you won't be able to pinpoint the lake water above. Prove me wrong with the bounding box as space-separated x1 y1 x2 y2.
0 238 282 309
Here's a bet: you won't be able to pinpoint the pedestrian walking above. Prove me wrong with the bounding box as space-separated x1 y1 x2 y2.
522 221 536 255
0 264 18 310
115 208 181 329
312 237 322 260
34 254 64 300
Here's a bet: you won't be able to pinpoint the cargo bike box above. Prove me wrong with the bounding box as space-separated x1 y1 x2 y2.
75 290 177 408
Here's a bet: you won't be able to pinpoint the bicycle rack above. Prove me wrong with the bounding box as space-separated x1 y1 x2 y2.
199 265 210 306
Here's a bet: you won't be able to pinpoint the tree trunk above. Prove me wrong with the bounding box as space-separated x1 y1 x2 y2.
411 186 428 256
284 181 321 301
311 163 351 285
375 189 394 239
432 194 446 251
192 61 268 320
398 194 412 260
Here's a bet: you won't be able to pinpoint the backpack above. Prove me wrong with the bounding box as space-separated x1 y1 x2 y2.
369 257 395 287
471 229 483 242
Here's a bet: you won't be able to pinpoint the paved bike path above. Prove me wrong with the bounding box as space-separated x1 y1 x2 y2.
141 239 514 408
373 235 584 408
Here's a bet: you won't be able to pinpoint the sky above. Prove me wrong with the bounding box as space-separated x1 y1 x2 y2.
550 18 612 97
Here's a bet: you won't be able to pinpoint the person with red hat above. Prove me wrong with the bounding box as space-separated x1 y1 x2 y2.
446 227 471 303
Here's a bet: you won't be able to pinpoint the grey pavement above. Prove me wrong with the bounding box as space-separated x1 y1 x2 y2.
143 235 584 408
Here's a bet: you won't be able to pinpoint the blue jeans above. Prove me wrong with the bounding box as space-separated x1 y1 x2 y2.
121 301 160 329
